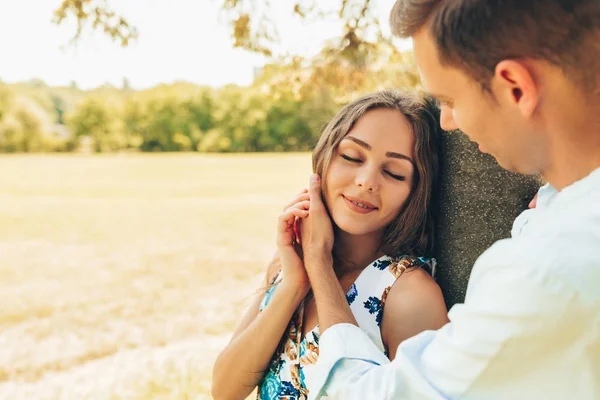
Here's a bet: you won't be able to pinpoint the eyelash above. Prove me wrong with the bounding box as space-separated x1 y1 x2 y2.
341 154 405 181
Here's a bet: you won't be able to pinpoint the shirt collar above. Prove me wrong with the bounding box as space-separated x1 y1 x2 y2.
543 167 600 209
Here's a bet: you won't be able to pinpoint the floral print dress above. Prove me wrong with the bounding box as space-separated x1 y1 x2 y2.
256 254 436 400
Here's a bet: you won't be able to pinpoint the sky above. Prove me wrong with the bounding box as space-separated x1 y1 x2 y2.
0 0 403 90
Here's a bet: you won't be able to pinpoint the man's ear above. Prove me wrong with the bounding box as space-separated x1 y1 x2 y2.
494 60 539 118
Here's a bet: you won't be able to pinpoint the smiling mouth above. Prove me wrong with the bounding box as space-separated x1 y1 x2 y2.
342 195 378 212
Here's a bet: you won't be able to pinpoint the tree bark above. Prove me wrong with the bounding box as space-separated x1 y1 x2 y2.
433 131 543 309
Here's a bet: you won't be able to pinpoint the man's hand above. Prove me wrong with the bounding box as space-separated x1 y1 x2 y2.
299 174 334 262
529 192 539 209
298 174 357 333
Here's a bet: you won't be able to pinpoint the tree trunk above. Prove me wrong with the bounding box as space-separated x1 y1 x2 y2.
433 131 543 309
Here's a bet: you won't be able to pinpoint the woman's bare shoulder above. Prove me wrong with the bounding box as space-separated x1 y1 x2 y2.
381 266 449 359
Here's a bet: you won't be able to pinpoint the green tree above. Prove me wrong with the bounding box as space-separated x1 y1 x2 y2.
67 97 127 152
142 97 185 151
0 96 57 152
51 95 66 124
1 64 419 154
122 97 146 149
0 84 14 122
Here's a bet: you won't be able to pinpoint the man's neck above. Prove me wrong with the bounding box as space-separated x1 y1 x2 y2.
542 126 600 191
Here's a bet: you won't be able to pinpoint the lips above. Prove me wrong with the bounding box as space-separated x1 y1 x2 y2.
342 195 378 214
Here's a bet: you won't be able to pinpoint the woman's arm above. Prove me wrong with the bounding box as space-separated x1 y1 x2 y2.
380 267 449 360
224 253 281 346
212 191 311 400
211 271 308 400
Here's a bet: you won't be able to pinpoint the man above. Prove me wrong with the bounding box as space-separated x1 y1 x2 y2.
299 1 600 399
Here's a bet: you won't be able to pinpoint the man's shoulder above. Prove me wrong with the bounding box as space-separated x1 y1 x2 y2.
474 193 600 302
519 180 600 249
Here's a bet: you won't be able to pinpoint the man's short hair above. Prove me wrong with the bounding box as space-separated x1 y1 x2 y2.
390 0 600 93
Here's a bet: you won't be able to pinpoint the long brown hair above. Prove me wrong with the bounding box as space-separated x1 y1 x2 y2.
312 90 441 257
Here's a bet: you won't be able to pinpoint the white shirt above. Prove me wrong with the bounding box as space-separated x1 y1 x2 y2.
309 168 600 400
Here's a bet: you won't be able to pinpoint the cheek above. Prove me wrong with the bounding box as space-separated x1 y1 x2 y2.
382 186 412 222
453 107 470 132
324 161 351 189
470 101 500 135
323 162 346 203
455 107 485 142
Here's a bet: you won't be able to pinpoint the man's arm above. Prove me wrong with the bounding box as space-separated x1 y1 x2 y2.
303 250 358 332
307 237 594 400
299 174 359 332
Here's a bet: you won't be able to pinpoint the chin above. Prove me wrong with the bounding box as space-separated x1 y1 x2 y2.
491 153 517 172
496 158 537 175
332 216 372 237
333 222 364 236
496 160 520 173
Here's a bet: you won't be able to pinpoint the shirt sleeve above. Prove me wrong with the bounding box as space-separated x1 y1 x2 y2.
308 238 584 400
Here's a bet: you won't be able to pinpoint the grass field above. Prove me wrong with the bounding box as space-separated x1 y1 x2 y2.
0 153 312 399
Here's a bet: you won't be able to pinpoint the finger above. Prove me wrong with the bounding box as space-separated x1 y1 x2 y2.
286 203 310 244
307 174 324 211
291 189 309 200
288 207 309 219
285 193 310 209
279 208 309 229
283 192 310 210
278 210 302 236
289 200 310 211
293 188 309 198
293 217 300 245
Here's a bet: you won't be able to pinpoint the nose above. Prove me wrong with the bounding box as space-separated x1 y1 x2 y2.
440 106 458 131
355 166 378 192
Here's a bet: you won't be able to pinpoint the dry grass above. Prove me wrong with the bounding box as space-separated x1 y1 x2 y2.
0 153 312 399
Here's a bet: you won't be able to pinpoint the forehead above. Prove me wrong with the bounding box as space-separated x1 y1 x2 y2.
345 108 414 152
411 28 467 97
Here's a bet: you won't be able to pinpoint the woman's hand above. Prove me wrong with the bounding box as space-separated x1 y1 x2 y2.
299 174 334 264
277 189 311 291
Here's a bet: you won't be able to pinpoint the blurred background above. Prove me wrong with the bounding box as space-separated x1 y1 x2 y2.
0 1 423 398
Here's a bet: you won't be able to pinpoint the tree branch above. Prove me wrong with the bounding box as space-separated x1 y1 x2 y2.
52 0 138 47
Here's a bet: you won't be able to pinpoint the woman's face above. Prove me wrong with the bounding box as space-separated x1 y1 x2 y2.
323 108 416 237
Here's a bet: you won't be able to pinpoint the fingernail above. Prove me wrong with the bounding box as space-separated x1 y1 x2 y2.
312 174 320 183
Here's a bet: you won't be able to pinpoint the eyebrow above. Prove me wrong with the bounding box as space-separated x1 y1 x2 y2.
343 136 414 164
427 92 452 102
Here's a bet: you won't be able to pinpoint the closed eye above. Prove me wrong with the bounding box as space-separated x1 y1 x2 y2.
341 154 362 163
343 154 405 181
439 99 453 108
385 171 405 181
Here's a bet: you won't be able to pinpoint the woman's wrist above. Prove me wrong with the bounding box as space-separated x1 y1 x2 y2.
278 280 310 301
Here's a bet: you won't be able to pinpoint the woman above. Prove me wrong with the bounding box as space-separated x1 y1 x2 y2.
212 90 449 400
